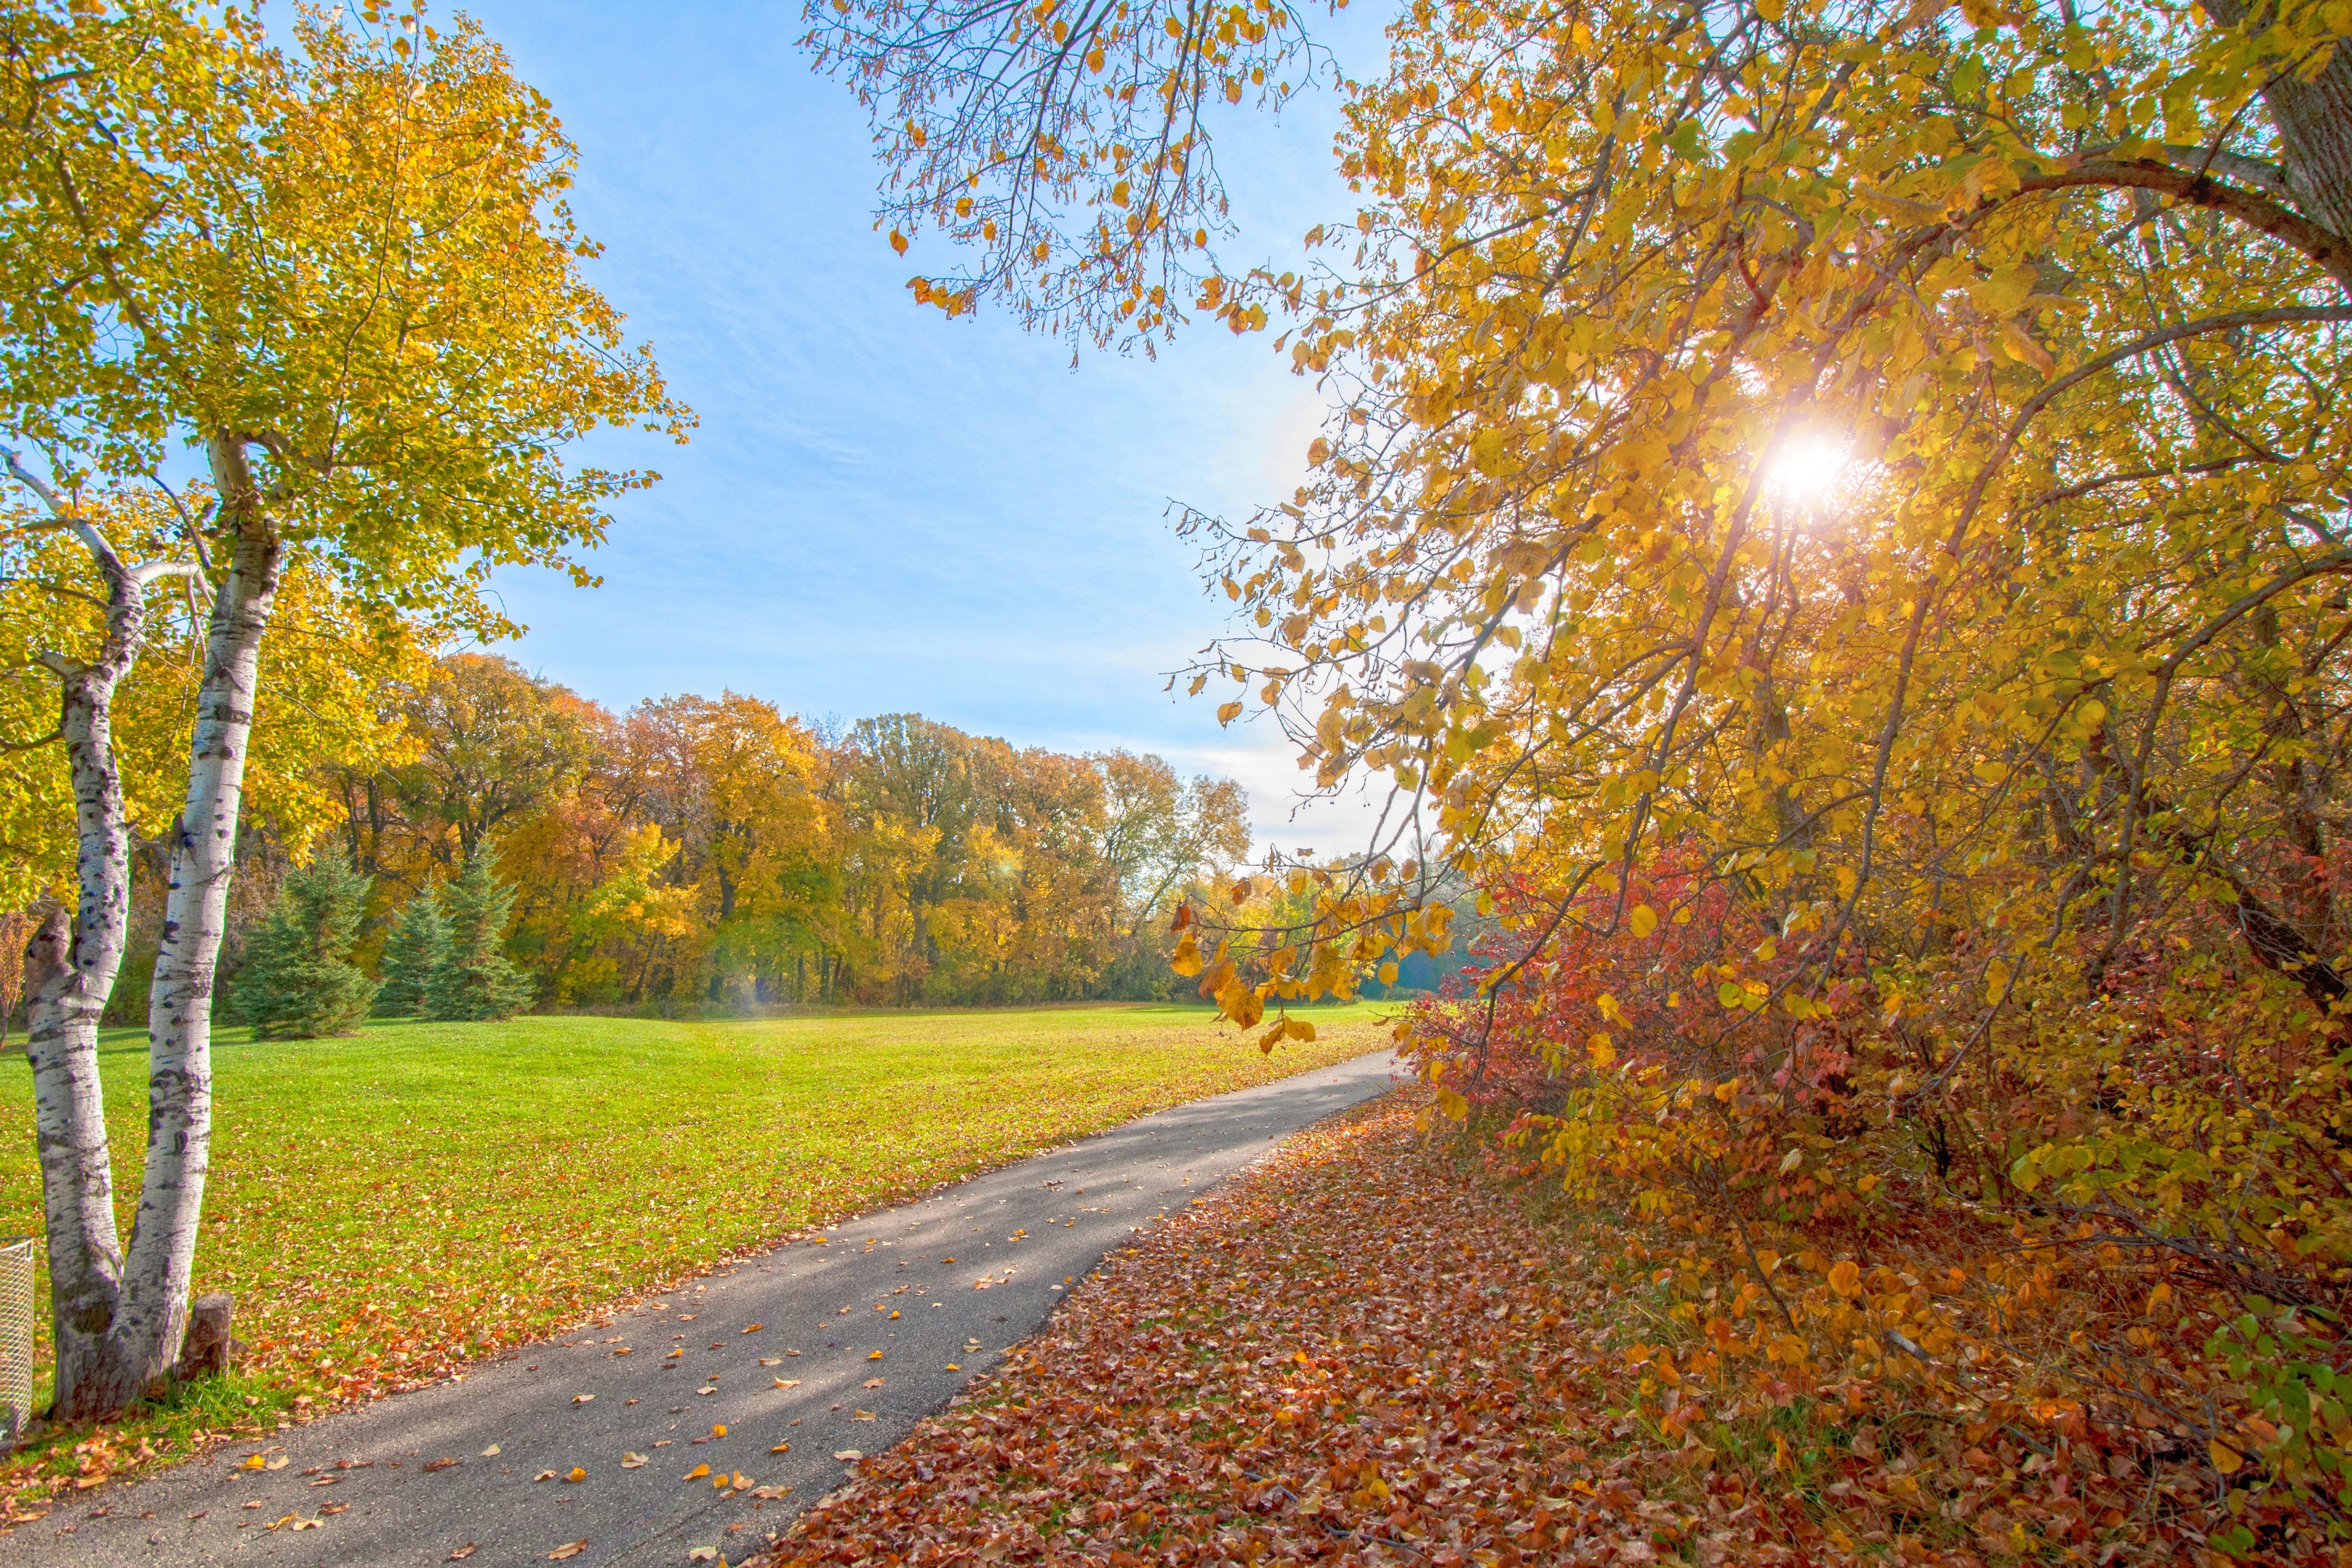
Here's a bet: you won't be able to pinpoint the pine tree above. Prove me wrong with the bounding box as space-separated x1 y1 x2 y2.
230 856 378 1040
375 885 449 1017
426 854 536 1021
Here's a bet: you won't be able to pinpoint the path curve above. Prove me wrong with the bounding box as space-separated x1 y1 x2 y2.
6 1049 1398 1567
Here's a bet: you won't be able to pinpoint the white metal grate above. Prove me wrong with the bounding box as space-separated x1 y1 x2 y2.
0 1238 31 1442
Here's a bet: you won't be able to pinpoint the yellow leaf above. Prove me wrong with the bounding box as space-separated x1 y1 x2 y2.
1828 1260 1861 1298
563 1467 586 1483
682 1463 711 1481
889 230 908 255
868 1349 884 1360
770 1442 790 1453
712 1424 727 1438
2210 1440 2243 1475
1629 903 1658 937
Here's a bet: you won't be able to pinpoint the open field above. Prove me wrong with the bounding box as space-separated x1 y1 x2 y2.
0 1002 1392 1498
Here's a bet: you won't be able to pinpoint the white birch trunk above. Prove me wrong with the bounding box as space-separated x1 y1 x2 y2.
21 650 133 1410
89 435 280 1408
10 461 156 1418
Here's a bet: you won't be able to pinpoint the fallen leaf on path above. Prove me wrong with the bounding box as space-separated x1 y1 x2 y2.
862 1378 884 1389
851 1410 875 1421
532 1471 557 1483
944 1363 960 1371
866 1351 882 1361
712 1424 727 1437
772 1378 798 1388
622 1452 648 1469
446 1547 476 1561
743 1323 763 1333
769 1442 789 1454
783 1349 800 1357
423 1457 459 1472
682 1463 710 1481
263 1515 298 1531
563 1467 586 1483
752 1484 791 1499
307 1476 340 1488
548 1543 588 1561
320 1504 349 1516
573 1394 594 1405
831 1450 862 1462
688 1550 720 1563
696 1385 717 1395
758 1357 782 1366
480 1444 500 1457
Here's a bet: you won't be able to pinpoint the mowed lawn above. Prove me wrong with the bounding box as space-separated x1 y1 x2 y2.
0 1003 1390 1488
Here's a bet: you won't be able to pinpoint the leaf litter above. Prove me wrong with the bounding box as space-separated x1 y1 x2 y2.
749 1095 1978 1566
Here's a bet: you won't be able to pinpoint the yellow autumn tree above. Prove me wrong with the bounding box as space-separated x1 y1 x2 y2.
0 0 682 1415
825 0 2352 1533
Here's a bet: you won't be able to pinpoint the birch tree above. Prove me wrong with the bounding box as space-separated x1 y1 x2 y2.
0 1 683 1418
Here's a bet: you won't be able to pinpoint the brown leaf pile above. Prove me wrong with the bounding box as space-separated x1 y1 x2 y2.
752 1095 1808 1567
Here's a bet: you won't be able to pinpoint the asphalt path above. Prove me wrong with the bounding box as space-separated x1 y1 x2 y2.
8 1049 1398 1568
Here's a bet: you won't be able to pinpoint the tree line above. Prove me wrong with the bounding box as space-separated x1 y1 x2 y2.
317 653 1250 1011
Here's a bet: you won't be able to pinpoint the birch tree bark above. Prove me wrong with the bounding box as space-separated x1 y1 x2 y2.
6 455 199 1417
89 437 280 1409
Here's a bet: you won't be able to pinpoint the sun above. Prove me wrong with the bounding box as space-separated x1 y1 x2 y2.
1763 433 1852 507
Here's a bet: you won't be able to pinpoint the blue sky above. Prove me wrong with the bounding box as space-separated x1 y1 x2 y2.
462 1 1393 854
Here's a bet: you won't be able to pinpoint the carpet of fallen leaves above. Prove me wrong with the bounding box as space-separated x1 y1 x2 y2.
754 1094 2322 1568
754 1095 1794 1567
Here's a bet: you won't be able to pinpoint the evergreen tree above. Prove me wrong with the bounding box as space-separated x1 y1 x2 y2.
375 885 449 1016
230 856 378 1039
426 854 535 1021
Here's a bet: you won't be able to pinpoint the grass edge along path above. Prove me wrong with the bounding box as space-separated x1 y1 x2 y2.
755 1093 2247 1568
0 1004 1390 1519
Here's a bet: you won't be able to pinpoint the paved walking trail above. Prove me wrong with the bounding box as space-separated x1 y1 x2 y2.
6 1050 1398 1568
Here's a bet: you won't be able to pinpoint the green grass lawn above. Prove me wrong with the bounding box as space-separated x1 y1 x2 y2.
0 1002 1393 1498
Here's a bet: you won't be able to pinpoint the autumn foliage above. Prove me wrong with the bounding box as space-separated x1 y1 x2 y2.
303 654 1254 1011
824 0 2352 1555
